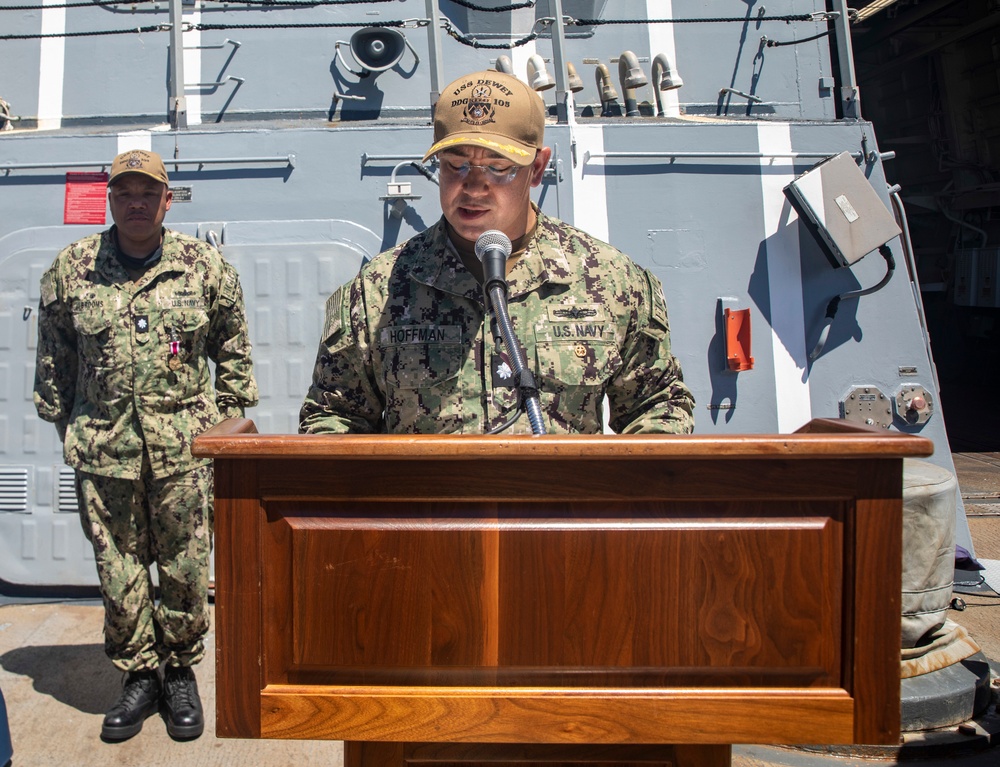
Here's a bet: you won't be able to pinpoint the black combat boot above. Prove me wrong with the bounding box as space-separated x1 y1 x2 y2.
101 669 161 741
162 665 205 739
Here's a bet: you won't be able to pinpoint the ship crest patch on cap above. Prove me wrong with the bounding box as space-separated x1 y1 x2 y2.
125 152 145 169
464 87 496 127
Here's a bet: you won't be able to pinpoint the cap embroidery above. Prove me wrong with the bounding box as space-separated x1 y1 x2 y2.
464 100 495 127
433 135 532 158
463 85 496 127
126 152 144 169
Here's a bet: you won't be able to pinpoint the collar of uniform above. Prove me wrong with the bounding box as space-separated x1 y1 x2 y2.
505 204 574 297
95 229 129 283
97 227 183 283
409 208 575 300
407 218 483 302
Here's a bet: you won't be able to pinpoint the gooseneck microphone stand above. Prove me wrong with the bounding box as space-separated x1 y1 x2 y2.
476 230 546 436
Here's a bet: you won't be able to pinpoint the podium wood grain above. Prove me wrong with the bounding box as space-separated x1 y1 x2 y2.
194 419 932 767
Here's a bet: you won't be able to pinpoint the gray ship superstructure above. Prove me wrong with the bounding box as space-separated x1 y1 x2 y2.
0 0 971 589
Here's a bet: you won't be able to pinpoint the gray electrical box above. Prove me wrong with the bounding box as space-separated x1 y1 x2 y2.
784 151 901 268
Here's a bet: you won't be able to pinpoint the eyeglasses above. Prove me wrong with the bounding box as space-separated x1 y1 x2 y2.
439 157 522 185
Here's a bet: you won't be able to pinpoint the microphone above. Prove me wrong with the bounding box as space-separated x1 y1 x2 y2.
474 230 512 309
473 229 546 436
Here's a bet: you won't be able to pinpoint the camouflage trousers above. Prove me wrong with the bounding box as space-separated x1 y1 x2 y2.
75 460 214 673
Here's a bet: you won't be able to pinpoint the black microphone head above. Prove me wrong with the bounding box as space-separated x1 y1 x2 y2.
475 230 513 261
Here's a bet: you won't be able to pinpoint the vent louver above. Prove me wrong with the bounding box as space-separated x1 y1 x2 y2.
0 468 29 513
58 470 79 513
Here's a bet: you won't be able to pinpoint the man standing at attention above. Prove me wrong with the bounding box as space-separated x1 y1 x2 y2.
300 70 693 434
34 150 258 741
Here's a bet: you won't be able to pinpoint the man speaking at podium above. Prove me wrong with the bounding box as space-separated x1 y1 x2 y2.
300 70 694 435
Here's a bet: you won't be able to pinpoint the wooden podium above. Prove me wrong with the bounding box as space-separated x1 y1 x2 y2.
193 419 933 767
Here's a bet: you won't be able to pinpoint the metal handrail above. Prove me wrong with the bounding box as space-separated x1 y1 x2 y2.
361 153 425 164
582 150 898 163
1 155 296 174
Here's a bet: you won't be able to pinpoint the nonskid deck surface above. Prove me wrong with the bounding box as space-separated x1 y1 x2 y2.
0 599 996 766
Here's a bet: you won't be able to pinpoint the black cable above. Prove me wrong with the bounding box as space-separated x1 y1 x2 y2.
1 18 407 39
232 0 399 5
1 1 155 9
409 162 439 185
0 7 830 43
195 19 405 31
953 577 1000 598
809 244 896 361
1 25 161 40
447 0 536 11
0 3 822 15
0 7 832 44
445 13 830 49
571 15 820 26
764 30 832 48
443 21 537 49
0 0 393 8
487 408 524 435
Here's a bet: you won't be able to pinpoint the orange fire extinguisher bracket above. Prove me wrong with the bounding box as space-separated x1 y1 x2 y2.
724 308 754 372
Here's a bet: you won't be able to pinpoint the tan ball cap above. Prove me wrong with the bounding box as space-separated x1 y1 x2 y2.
108 150 169 186
424 71 546 166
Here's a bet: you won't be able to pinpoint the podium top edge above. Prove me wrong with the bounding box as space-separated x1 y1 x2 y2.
191 418 935 461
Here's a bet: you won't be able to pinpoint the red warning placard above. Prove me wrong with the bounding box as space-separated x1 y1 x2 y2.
64 171 108 225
